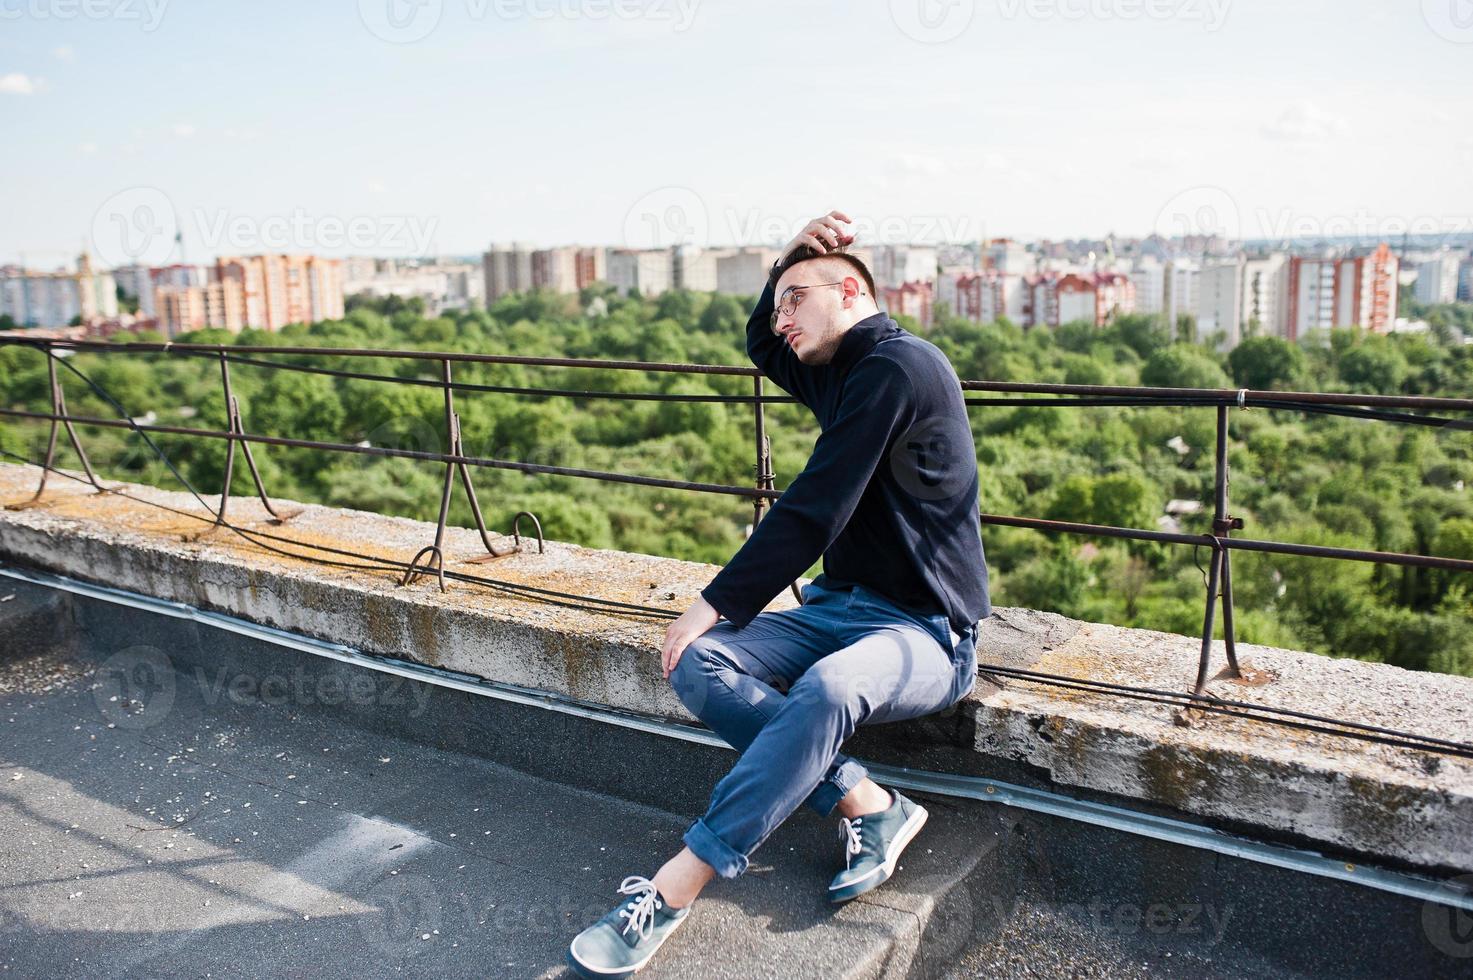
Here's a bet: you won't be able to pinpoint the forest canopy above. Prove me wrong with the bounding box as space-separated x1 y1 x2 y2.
2 284 1470 677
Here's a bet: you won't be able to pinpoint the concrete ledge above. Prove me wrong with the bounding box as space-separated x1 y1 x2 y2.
1 461 1470 876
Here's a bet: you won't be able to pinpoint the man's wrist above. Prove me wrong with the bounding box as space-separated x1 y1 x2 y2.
699 586 731 624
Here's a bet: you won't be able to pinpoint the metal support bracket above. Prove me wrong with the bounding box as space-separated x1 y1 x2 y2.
401 359 543 591
7 351 108 510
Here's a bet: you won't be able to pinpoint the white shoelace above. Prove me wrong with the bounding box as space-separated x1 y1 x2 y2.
839 816 865 869
615 875 663 941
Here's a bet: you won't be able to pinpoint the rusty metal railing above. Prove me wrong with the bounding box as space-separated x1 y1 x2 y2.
2 335 1471 702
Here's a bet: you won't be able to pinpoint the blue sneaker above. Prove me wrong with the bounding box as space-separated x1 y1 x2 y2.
827 789 929 903
566 875 690 979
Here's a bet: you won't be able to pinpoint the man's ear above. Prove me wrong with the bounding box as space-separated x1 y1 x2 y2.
841 276 862 304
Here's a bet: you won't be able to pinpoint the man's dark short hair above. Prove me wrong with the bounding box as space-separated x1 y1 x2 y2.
769 246 878 302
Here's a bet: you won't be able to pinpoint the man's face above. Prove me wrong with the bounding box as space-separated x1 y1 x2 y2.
771 263 861 365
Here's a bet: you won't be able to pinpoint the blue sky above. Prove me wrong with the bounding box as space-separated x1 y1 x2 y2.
2 0 1470 267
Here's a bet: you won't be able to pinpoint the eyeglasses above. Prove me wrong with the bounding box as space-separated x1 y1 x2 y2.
769 282 857 335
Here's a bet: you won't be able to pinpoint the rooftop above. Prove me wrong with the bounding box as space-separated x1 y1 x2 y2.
2 461 1472 976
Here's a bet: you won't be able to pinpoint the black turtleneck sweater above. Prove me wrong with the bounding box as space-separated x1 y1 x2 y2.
700 275 991 636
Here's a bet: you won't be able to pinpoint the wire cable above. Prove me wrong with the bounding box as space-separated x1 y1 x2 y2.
4 352 1471 759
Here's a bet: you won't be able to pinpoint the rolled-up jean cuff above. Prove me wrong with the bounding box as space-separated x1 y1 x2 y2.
806 758 869 817
683 818 748 879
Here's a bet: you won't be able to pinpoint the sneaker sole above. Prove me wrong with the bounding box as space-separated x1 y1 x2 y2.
828 803 929 904
565 913 689 980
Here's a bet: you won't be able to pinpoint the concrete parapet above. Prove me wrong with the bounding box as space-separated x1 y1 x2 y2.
2 461 1469 876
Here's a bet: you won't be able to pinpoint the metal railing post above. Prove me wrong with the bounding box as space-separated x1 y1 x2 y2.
402 358 543 591
403 358 458 591
214 352 238 526
1190 404 1245 698
2 336 1468 684
750 375 800 603
9 349 106 508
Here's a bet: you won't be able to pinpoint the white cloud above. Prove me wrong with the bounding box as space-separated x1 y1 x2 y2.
891 152 949 177
52 45 76 63
0 73 38 95
366 179 387 194
1129 145 1190 172
981 151 1013 172
1261 101 1349 143
172 123 197 138
79 142 98 154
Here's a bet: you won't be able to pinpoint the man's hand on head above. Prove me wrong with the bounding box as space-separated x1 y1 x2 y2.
661 595 720 680
780 210 856 263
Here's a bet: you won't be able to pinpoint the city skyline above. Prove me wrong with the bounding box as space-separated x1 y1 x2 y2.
2 0 1470 268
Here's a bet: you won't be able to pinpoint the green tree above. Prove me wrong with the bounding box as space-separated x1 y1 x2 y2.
248 371 345 444
1175 313 1197 345
1002 544 1093 620
1091 472 1159 531
7 273 1471 680
1338 341 1409 394
697 293 747 335
1229 336 1306 390
1111 313 1172 358
1140 345 1231 389
1045 474 1095 524
115 285 140 315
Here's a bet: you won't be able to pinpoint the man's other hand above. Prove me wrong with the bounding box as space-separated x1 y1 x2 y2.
661 595 720 680
780 210 856 263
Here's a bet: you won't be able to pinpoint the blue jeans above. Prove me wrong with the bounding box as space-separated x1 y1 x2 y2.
669 579 979 879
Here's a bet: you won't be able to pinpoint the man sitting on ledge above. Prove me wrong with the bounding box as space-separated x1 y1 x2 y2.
567 210 991 979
